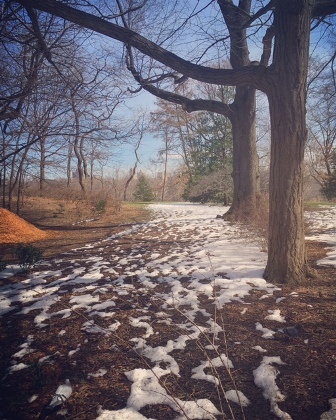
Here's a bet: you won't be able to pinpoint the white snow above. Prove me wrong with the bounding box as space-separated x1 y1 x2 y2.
1 202 335 419
253 356 291 419
252 345 267 353
88 368 108 378
255 322 276 339
27 394 38 403
191 355 234 385
265 309 286 323
224 390 250 407
320 398 336 420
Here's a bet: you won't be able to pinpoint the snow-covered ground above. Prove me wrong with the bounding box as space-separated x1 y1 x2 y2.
1 203 336 419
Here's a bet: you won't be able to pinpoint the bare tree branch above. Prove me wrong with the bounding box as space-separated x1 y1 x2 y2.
25 5 52 61
241 0 275 29
260 25 275 66
313 0 336 18
308 51 336 91
11 0 269 91
115 0 234 117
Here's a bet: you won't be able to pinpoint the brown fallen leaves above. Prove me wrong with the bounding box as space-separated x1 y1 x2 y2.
0 208 51 244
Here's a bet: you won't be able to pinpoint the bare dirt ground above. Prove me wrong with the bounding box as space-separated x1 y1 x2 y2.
0 198 335 420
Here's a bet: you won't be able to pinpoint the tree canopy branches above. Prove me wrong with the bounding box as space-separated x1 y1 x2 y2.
11 0 270 91
10 0 336 95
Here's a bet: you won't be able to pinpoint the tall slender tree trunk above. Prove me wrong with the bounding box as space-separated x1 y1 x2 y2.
161 143 168 202
176 111 193 179
2 165 6 209
123 164 137 201
80 136 89 179
74 137 85 193
90 158 94 192
39 137 46 195
67 141 73 188
70 92 86 194
264 0 313 284
8 153 17 212
16 166 24 215
160 130 170 202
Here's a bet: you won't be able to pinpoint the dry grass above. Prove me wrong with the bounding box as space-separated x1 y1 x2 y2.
234 195 269 252
0 197 150 262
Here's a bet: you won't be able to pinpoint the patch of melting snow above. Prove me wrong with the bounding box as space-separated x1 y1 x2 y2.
81 321 107 335
97 367 221 420
27 394 38 403
11 335 35 360
69 344 81 357
225 390 250 407
129 316 154 338
253 356 292 419
88 368 107 378
69 293 100 309
256 322 276 339
191 354 234 385
275 297 286 303
107 320 121 333
90 301 116 311
265 309 286 323
320 398 336 420
252 345 267 353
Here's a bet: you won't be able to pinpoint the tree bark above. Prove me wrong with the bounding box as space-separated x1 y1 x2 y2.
264 0 313 285
227 85 260 219
218 0 260 219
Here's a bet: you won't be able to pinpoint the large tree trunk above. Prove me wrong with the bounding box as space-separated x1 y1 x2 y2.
219 0 260 220
264 0 313 285
225 85 260 219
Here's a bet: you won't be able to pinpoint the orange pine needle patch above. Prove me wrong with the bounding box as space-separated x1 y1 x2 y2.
0 208 52 244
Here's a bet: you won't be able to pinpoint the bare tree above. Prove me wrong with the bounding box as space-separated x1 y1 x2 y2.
8 0 336 284
114 0 261 219
307 66 336 197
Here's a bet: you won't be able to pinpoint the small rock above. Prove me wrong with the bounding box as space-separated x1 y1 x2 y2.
274 332 291 342
283 324 303 337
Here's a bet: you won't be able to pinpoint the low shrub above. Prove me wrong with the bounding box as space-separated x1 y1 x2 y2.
95 199 107 214
14 243 43 272
0 256 8 272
